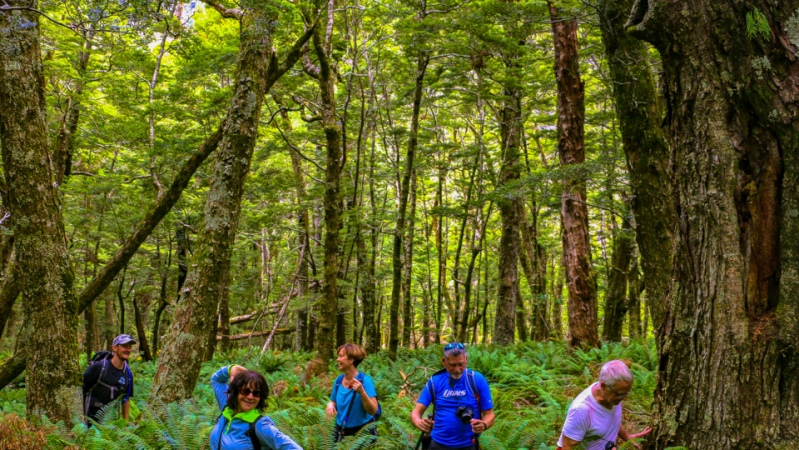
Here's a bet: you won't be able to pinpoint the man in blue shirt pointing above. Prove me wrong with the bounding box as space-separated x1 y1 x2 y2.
411 343 495 450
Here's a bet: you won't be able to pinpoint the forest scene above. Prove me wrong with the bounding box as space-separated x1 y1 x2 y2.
0 0 798 449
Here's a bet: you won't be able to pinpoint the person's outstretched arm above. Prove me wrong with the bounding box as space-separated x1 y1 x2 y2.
210 365 246 411
257 418 303 450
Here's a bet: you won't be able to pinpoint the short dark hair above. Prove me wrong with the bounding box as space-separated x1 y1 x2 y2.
226 369 269 414
337 343 367 367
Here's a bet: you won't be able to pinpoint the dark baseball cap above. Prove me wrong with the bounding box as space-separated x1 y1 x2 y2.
113 334 137 346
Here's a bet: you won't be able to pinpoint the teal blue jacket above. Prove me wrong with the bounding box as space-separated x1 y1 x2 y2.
210 366 302 450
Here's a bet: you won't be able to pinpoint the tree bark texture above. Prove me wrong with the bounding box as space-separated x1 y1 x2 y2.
597 0 674 330
0 264 19 342
549 3 599 348
0 2 83 422
150 9 274 404
493 85 523 346
627 0 799 447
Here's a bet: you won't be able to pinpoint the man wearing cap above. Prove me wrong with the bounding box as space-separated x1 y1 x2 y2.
82 334 136 423
411 342 495 450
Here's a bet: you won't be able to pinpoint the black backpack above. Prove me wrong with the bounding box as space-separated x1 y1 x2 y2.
216 415 270 450
83 351 133 419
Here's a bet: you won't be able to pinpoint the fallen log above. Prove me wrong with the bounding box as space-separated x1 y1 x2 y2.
217 328 291 341
226 305 281 326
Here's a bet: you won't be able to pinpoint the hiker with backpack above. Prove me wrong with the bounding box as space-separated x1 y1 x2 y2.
411 342 494 450
82 333 136 425
325 343 380 444
210 364 302 450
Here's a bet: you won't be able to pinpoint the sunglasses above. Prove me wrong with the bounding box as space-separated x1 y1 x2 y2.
444 342 465 351
239 387 261 398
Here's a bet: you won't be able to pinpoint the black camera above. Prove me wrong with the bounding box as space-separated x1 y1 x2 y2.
604 442 617 450
455 406 474 424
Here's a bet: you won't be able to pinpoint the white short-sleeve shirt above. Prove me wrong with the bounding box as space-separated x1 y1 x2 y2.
557 382 622 450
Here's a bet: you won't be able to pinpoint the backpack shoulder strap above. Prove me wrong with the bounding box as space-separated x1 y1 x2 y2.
466 370 481 414
426 368 448 410
89 359 109 395
124 362 133 399
247 416 267 450
333 373 345 400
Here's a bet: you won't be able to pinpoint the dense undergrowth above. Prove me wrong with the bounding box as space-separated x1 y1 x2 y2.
0 340 657 449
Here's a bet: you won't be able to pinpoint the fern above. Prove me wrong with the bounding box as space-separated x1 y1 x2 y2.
746 8 772 41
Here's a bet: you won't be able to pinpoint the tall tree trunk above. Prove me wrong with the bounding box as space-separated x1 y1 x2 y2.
308 0 344 377
290 132 312 352
627 1 799 447
390 53 428 358
601 214 634 342
364 130 379 353
627 247 643 340
435 158 446 344
458 205 490 343
519 205 549 341
549 3 598 348
597 0 674 331
551 253 564 339
133 292 152 361
151 5 276 404
402 170 418 347
493 66 524 346
0 1 82 422
454 135 486 343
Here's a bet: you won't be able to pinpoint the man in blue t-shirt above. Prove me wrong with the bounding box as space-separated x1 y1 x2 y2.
411 343 495 450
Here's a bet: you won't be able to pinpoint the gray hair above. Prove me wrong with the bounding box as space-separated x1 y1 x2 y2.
443 348 467 359
599 360 633 387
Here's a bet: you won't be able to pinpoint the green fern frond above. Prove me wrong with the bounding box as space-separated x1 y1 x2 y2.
747 8 772 41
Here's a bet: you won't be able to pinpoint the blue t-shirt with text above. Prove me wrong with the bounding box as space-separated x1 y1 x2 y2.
417 370 494 448
330 372 378 428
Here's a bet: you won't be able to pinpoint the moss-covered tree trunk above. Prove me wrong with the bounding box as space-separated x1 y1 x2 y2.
549 2 598 348
597 0 673 332
308 0 344 374
0 1 82 422
150 6 274 404
626 0 799 447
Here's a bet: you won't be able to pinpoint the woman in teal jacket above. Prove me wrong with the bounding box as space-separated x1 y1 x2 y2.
325 343 378 444
210 364 302 450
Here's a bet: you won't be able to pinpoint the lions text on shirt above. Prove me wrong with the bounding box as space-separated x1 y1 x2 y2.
557 382 622 450
417 371 494 448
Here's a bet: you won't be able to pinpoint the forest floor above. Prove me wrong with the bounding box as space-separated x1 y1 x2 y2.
0 340 656 449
